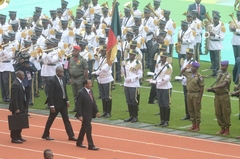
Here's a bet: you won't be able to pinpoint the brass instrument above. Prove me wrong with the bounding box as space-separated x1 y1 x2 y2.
203 12 213 55
124 2 134 15
145 3 160 19
234 0 240 10
229 13 239 30
0 41 15 50
94 47 102 58
175 30 181 53
0 0 10 10
101 2 111 15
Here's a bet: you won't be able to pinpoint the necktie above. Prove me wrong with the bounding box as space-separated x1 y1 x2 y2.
59 78 66 99
197 4 200 15
89 91 93 102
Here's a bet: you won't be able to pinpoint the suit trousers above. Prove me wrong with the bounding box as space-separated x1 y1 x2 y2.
77 120 94 147
42 100 74 138
10 112 23 140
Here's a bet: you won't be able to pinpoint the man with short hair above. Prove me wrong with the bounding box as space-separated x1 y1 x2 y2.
42 66 77 141
43 149 54 159
188 0 206 20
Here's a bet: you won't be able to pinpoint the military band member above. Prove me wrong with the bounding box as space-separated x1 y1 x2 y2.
81 0 94 22
70 9 84 29
35 27 46 49
122 7 134 30
73 19 83 35
35 7 45 19
57 8 64 20
17 19 31 44
231 73 240 121
122 31 134 60
208 14 225 77
90 0 102 16
0 14 9 33
101 7 111 27
154 52 172 127
60 20 74 45
230 10 240 61
132 1 142 17
49 10 60 31
142 8 155 68
181 61 204 131
61 0 71 20
41 39 59 96
206 61 231 136
10 20 19 42
0 35 15 102
148 43 167 105
179 48 196 120
122 49 143 123
163 10 176 57
41 18 51 39
8 11 19 25
92 45 113 118
93 15 103 36
190 10 202 62
68 45 88 112
177 20 195 68
79 40 91 61
31 12 41 30
153 0 163 20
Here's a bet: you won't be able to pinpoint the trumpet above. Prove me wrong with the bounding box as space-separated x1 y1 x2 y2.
145 3 160 19
94 47 102 58
204 25 212 38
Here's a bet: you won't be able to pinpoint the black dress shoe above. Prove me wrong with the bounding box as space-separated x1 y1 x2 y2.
181 116 190 120
124 117 133 122
71 109 77 112
162 121 169 127
148 101 156 104
68 137 77 141
76 144 86 148
42 136 54 140
11 139 23 144
155 121 165 126
100 112 107 117
131 117 138 123
19 138 26 142
88 146 99 150
104 113 111 118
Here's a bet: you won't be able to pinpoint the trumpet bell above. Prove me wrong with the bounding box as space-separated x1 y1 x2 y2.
204 32 210 38
124 2 132 8
0 0 10 10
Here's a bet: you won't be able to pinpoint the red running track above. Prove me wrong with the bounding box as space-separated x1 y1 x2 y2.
0 108 240 159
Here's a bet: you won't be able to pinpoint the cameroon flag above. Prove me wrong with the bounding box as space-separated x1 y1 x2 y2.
106 2 121 65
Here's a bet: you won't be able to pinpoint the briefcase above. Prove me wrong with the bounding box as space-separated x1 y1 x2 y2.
8 113 29 131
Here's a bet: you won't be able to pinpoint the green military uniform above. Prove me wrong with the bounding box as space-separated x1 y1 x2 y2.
69 56 88 102
213 71 231 128
183 72 204 124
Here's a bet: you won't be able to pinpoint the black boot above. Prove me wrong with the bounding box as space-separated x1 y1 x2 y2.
131 104 138 123
124 104 133 122
101 100 107 117
162 108 170 127
156 107 165 126
105 99 112 118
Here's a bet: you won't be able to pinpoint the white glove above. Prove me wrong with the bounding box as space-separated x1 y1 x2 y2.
147 72 155 76
150 79 156 84
175 76 184 81
91 71 96 75
122 61 125 66
125 77 131 83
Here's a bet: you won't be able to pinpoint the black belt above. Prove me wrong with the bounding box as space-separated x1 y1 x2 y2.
2 61 10 63
188 91 200 93
210 39 220 41
47 64 56 66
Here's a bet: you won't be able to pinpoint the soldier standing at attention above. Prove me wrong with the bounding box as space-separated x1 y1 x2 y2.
181 61 204 132
207 61 231 136
68 45 88 112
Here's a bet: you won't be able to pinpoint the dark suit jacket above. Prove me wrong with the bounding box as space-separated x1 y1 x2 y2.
75 88 99 121
9 79 27 113
45 76 69 109
188 3 206 20
150 43 160 59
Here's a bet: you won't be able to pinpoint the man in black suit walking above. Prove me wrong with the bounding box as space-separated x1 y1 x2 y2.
9 71 27 144
188 0 206 21
75 79 100 150
42 66 77 141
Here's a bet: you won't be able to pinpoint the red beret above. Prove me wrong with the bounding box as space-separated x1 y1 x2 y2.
73 45 81 50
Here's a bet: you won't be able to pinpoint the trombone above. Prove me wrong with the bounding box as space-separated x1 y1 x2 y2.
0 41 16 50
229 13 239 30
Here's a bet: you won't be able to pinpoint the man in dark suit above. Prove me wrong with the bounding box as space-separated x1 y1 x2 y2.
188 0 206 21
9 71 27 144
42 66 77 141
75 79 100 150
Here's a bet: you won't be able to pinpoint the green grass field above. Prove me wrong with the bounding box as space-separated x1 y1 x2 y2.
23 58 240 138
